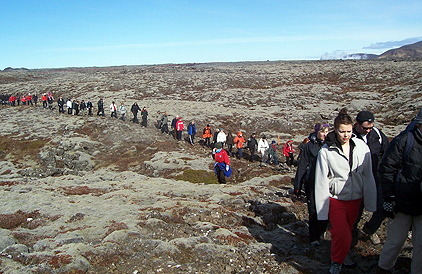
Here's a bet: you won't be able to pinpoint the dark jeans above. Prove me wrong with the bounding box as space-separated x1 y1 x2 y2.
227 144 233 156
286 152 294 166
204 138 210 147
250 148 255 162
216 167 226 184
177 131 182 140
237 148 243 159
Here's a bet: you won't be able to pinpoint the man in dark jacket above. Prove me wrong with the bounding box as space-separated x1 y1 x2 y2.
376 108 422 274
247 133 258 162
131 102 140 123
171 115 178 139
87 100 93 115
351 111 389 249
57 97 65 113
97 99 105 116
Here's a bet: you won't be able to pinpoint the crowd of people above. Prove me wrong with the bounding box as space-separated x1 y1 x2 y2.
2 92 421 274
294 108 422 274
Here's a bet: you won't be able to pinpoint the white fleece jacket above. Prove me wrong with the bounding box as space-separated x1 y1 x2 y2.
315 136 377 220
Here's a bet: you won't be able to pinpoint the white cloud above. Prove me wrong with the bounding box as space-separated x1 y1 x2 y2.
363 37 422 49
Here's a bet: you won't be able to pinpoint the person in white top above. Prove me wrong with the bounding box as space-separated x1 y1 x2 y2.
110 101 117 118
216 129 227 146
257 136 269 163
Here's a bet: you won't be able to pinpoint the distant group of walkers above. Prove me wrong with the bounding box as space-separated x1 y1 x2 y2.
1 92 56 108
294 108 422 274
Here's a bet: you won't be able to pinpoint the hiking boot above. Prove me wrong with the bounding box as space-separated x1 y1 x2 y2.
329 262 342 274
343 254 357 269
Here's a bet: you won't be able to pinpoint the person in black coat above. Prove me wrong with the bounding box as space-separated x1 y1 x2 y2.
141 107 148 127
171 115 179 139
57 97 65 113
351 111 389 249
294 123 330 246
376 109 422 274
131 102 140 123
247 133 258 162
87 100 93 115
97 99 105 116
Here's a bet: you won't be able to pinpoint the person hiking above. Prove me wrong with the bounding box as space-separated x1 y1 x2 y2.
234 131 246 159
294 123 329 246
283 140 294 166
376 107 422 274
161 112 169 134
258 136 269 164
247 133 257 162
188 120 197 145
213 142 231 184
267 140 279 165
202 124 212 147
315 109 376 274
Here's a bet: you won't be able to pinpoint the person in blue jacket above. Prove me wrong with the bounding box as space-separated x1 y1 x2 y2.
188 121 197 145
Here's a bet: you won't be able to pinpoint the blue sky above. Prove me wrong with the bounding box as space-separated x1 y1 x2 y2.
1 0 421 69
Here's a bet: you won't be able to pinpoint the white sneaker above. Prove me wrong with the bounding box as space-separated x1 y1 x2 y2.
369 233 381 245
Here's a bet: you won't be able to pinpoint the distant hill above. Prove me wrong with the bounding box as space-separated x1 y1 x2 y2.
378 41 422 59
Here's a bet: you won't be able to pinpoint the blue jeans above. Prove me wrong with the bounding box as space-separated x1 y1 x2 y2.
237 148 243 159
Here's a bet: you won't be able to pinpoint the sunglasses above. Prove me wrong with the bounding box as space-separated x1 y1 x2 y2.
361 125 373 131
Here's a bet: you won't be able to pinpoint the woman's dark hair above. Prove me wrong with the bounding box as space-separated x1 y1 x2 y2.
334 108 353 129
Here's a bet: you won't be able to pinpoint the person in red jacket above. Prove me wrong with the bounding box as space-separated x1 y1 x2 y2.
283 140 294 166
41 94 48 108
176 117 184 141
26 94 33 106
21 95 26 105
213 142 230 184
9 95 16 106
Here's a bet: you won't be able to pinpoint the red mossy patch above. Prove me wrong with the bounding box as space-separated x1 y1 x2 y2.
0 181 19 187
61 186 107 196
0 210 40 229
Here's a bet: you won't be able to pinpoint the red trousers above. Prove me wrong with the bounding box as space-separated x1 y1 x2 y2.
329 198 362 264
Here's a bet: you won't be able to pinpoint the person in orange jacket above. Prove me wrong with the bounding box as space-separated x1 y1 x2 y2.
203 124 212 147
234 131 246 159
283 140 294 166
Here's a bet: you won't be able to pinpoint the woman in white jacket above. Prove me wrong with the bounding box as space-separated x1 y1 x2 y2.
315 109 376 274
257 136 269 163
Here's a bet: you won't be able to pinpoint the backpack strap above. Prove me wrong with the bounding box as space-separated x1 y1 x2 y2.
403 130 414 161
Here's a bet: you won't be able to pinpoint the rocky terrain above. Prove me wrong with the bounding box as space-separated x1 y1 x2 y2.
1 59 421 273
